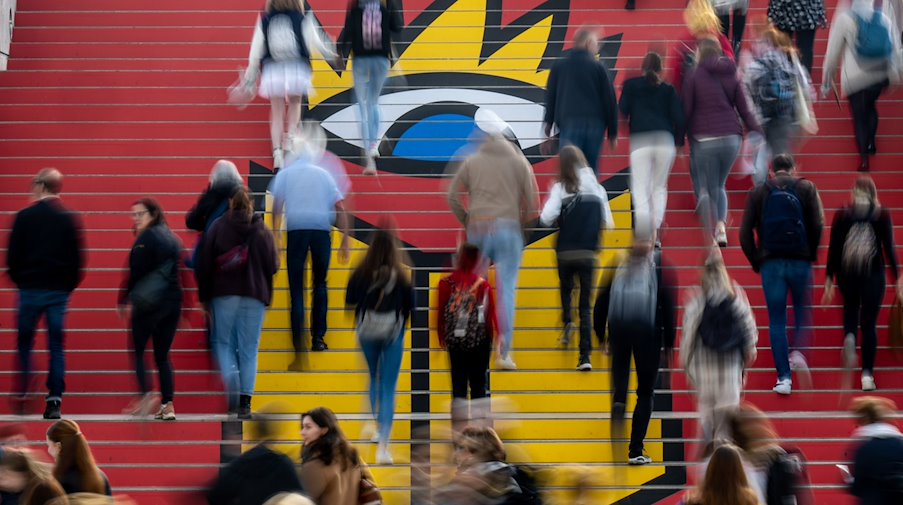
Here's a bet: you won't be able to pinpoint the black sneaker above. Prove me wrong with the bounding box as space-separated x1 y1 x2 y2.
43 400 61 420
237 395 252 420
311 338 328 352
576 356 592 371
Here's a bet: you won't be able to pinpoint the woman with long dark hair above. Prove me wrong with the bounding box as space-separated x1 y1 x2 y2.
685 444 760 505
118 197 182 420
345 225 415 463
0 450 66 505
619 51 684 239
824 177 901 391
299 407 372 505
198 188 279 418
539 146 612 369
46 420 111 496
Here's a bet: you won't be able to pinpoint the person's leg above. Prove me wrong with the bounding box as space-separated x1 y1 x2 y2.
16 290 43 397
785 260 813 354
690 140 717 235
651 141 676 231
865 81 887 153
576 259 595 359
491 222 525 358
448 348 469 431
714 135 741 225
43 291 69 400
286 230 311 355
270 97 286 164
630 145 655 234
848 89 870 157
352 57 373 147
367 58 390 151
629 331 661 458
309 230 332 348
286 96 303 143
377 330 406 442
717 13 730 38
152 303 181 405
838 277 862 352
558 258 576 329
859 271 885 376
211 296 241 408
795 30 816 75
130 310 154 397
359 338 382 423
582 126 606 175
609 329 632 415
732 5 747 55
236 297 266 400
761 260 792 381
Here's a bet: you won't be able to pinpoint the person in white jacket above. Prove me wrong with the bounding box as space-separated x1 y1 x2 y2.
821 0 903 171
680 249 758 450
539 145 613 370
241 0 337 169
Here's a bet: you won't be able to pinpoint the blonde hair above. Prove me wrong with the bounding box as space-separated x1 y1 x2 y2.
266 0 304 13
684 0 722 37
853 176 880 208
701 250 735 298
850 396 898 425
759 26 795 55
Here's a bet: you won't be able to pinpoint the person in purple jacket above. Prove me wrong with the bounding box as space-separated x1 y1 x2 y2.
683 38 761 247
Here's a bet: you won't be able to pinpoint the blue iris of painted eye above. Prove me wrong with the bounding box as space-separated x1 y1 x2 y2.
392 114 477 162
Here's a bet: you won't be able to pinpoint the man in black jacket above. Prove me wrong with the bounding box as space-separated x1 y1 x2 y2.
740 154 824 396
543 27 618 174
6 168 85 419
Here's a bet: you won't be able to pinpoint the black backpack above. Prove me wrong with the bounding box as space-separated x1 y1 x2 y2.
698 296 745 355
761 179 808 255
499 465 543 505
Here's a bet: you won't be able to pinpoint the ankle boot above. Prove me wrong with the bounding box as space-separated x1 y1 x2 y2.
238 395 252 420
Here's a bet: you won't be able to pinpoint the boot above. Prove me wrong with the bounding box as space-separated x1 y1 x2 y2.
238 395 252 420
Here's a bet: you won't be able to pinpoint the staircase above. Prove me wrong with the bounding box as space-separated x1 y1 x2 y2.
1 1 902 504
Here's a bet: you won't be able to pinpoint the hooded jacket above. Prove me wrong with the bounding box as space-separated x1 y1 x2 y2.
683 56 762 139
197 211 279 305
850 423 903 505
186 180 242 232
619 75 686 143
339 0 403 59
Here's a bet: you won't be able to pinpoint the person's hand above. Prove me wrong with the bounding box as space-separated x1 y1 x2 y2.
602 341 611 356
338 236 351 264
272 231 282 252
608 138 618 150
822 278 836 305
820 84 831 100
543 123 552 138
117 304 131 322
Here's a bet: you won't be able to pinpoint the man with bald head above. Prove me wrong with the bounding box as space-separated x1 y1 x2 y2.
6 168 85 419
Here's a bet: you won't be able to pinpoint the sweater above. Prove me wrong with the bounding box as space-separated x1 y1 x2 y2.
821 0 902 97
539 166 613 256
850 423 903 505
197 212 279 306
543 48 618 139
6 198 85 292
186 180 242 232
669 32 736 93
739 172 825 271
447 135 539 226
618 76 686 144
683 56 762 139
826 205 900 282
121 224 183 306
298 458 363 505
436 271 499 348
207 444 303 505
339 0 403 59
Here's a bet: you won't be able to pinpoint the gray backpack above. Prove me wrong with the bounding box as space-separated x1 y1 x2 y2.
608 255 657 331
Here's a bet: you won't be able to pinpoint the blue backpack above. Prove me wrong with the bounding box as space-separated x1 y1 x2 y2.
855 11 893 59
761 179 808 255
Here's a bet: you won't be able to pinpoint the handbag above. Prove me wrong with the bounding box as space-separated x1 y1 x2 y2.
791 52 819 135
356 276 404 342
889 295 903 357
358 467 383 505
130 260 175 312
215 232 254 273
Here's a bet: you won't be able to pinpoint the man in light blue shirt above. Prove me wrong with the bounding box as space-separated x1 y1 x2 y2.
271 152 350 365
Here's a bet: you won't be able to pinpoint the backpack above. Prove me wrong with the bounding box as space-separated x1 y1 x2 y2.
608 255 657 331
753 54 796 120
761 179 809 255
697 296 746 355
499 465 543 505
841 215 878 276
855 11 894 60
766 447 814 505
356 273 405 342
361 1 384 51
443 278 489 351
261 11 309 62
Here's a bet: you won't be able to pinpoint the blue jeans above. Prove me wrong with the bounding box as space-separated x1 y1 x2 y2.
761 259 813 381
690 135 741 233
287 230 331 352
353 56 390 150
17 290 69 399
559 119 607 174
211 296 266 405
467 219 524 356
359 329 405 442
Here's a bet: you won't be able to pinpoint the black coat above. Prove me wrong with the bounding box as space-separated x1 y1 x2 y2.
207 444 303 505
851 433 903 505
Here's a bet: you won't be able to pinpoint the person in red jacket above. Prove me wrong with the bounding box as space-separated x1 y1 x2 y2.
670 0 736 93
437 243 499 432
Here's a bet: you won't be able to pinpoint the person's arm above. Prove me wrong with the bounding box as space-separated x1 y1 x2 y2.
345 270 363 309
483 281 500 346
682 71 695 132
388 0 404 33
270 173 285 250
825 209 845 282
600 63 619 141
196 223 217 305
543 66 559 134
669 86 687 146
186 190 213 231
298 461 328 503
6 213 23 286
521 162 540 224
245 16 265 83
879 210 900 282
736 285 759 367
335 199 351 263
539 183 562 227
656 254 677 350
739 188 762 272
618 80 632 118
436 278 451 348
303 13 337 60
733 77 762 135
821 13 849 94
804 181 825 263
446 165 469 225
598 185 614 230
337 6 354 58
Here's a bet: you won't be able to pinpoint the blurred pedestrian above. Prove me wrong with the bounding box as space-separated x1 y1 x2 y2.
46 420 111 496
768 0 826 74
715 0 749 57
847 396 903 505
670 0 736 92
186 160 243 269
0 450 66 505
684 444 760 505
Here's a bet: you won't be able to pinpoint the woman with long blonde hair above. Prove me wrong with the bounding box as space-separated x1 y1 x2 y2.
686 444 760 505
670 0 736 92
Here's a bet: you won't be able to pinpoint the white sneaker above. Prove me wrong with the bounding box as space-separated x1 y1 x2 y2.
495 355 518 370
862 374 877 391
273 148 284 169
361 421 378 442
715 222 727 248
628 454 652 465
368 146 380 159
789 350 811 388
376 442 393 464
843 333 857 369
773 378 792 395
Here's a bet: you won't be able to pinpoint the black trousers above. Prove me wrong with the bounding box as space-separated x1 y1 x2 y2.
781 29 816 75
610 324 661 457
131 301 180 403
449 341 491 400
839 270 885 374
718 10 747 55
849 80 889 156
558 257 595 356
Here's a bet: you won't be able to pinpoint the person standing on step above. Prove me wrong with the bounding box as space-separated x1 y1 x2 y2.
619 51 685 240
821 0 902 172
437 243 499 432
684 37 762 247
768 0 826 75
6 168 84 420
823 177 901 392
593 235 677 466
118 198 183 421
846 396 903 505
740 154 824 396
680 251 758 450
345 225 415 463
197 188 279 419
240 0 337 170
447 117 539 371
714 0 748 57
542 27 618 175
338 0 403 174
46 420 112 496
670 0 736 93
271 139 352 367
539 146 613 371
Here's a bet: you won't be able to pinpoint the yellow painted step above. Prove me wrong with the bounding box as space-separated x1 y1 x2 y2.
429 392 637 414
429 419 660 441
252 393 412 414
427 350 616 371
428 438 662 464
429 370 631 391
259 330 413 351
256 350 411 371
255 372 412 393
